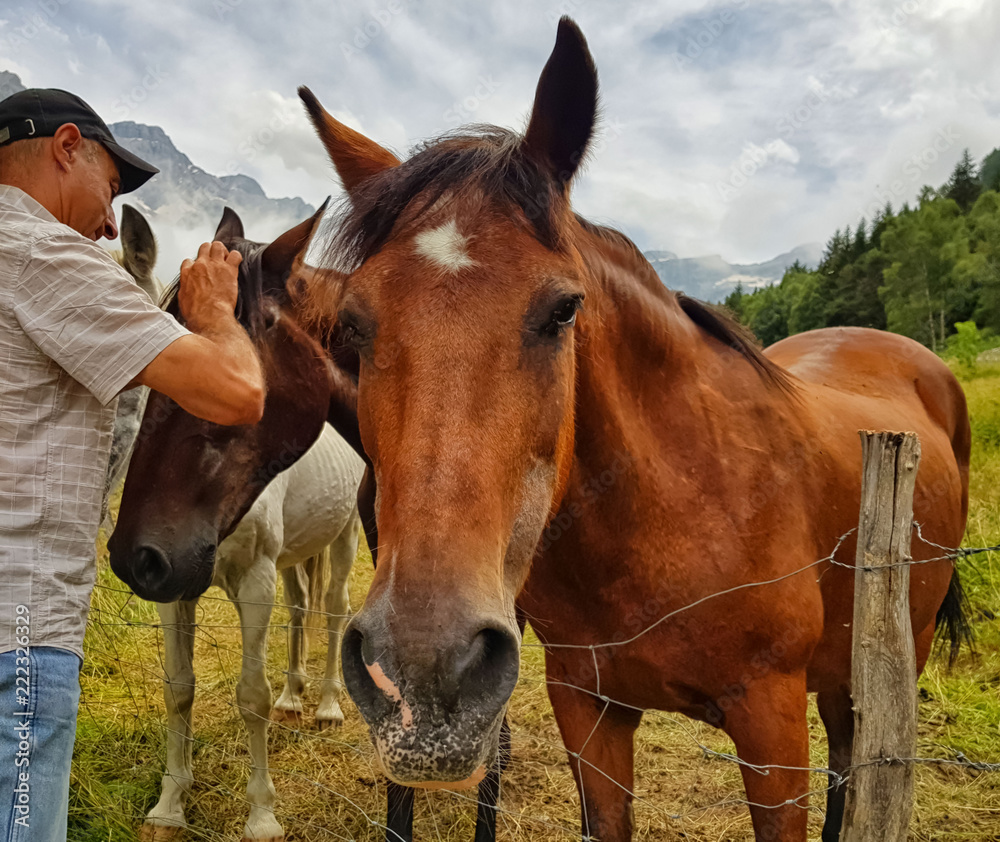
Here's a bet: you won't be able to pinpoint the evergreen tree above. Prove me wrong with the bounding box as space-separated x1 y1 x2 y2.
980 148 1000 193
850 219 868 261
724 282 745 319
945 148 982 212
869 203 894 249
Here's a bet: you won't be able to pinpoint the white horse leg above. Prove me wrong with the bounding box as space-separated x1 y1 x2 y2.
233 572 284 842
316 518 359 729
142 599 198 841
271 565 309 724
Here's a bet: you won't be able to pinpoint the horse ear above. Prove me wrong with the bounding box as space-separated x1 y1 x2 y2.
120 204 157 285
215 206 245 243
522 17 598 188
299 86 400 195
261 199 331 290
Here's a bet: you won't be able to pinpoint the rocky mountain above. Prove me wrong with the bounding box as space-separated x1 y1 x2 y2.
642 243 824 302
1 69 821 296
0 70 24 100
0 70 314 278
106 120 315 278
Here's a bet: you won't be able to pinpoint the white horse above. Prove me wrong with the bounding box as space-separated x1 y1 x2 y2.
141 423 364 842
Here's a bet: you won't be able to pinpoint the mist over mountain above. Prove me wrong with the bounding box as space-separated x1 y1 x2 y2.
2 69 820 297
642 244 824 303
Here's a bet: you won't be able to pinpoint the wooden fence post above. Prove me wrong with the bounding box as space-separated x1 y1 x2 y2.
841 430 920 842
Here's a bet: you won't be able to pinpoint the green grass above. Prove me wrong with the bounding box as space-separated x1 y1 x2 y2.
907 361 1000 840
67 365 1000 841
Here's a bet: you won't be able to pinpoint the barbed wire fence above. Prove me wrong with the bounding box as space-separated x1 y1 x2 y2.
74 433 1000 841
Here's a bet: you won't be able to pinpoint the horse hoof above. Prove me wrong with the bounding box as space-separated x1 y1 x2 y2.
270 707 304 726
315 715 344 731
140 823 185 842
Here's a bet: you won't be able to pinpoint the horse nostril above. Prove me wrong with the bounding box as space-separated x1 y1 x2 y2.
342 624 395 726
454 627 520 708
133 544 173 596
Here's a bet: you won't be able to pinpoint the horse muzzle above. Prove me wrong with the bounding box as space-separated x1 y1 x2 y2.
108 532 217 603
341 604 519 784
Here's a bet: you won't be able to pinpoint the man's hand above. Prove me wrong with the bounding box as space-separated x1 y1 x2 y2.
178 241 242 332
134 242 265 427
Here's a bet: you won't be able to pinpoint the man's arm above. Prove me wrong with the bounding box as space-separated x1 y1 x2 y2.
133 242 265 426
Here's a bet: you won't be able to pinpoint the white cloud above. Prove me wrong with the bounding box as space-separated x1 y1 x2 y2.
4 0 1000 263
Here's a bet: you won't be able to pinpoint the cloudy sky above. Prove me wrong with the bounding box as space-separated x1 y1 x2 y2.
3 0 998 263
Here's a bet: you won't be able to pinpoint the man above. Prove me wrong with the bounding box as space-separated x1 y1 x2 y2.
0 88 266 841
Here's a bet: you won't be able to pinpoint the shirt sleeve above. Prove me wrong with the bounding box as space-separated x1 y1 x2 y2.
12 230 191 406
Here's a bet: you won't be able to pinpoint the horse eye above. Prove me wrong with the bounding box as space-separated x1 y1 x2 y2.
338 319 367 349
542 296 583 336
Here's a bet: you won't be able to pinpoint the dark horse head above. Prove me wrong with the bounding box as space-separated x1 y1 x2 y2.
291 18 603 787
108 207 356 602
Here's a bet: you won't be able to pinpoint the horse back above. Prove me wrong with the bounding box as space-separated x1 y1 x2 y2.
766 326 971 511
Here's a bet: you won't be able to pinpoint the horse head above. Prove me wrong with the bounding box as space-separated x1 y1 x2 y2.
108 206 345 602
297 17 597 787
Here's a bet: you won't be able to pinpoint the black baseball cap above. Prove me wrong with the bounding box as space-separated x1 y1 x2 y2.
0 88 158 194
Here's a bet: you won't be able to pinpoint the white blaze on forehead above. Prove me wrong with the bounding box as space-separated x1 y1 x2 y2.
414 219 475 272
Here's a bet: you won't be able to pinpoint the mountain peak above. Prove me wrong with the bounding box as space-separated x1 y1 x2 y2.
0 70 27 100
110 121 175 148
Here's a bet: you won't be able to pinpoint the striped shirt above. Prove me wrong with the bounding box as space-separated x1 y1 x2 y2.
0 184 189 657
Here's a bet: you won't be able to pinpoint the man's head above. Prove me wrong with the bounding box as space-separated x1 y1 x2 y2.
0 89 158 241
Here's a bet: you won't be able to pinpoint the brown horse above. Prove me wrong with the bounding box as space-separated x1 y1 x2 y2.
294 17 971 842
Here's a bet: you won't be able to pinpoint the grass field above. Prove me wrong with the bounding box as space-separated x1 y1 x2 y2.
69 362 1000 841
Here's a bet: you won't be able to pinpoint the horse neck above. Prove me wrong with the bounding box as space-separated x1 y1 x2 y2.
570 227 789 475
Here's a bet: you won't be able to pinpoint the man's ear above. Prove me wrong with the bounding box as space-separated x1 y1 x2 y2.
49 123 86 172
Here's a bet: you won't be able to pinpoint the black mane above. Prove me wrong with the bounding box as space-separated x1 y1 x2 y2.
676 293 795 392
329 126 565 271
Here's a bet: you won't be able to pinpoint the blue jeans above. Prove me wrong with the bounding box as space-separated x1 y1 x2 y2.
0 647 81 842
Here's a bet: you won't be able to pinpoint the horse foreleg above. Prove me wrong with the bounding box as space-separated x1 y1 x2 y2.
473 714 511 842
385 781 415 842
548 679 642 842
272 565 309 725
817 685 853 842
142 599 198 841
234 576 285 842
724 672 810 842
317 521 359 729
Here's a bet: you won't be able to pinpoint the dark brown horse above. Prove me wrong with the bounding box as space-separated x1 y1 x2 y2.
109 209 507 842
295 18 971 842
